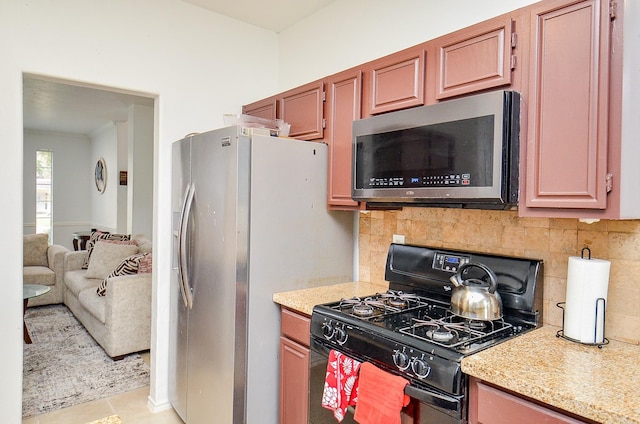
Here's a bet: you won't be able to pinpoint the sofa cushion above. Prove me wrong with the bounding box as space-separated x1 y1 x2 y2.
133 234 152 254
64 269 102 297
85 242 139 280
97 253 148 296
138 253 153 274
82 232 132 269
23 266 56 286
24 233 49 267
79 289 106 324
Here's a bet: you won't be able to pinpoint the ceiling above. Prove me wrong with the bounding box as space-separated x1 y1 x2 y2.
181 0 336 33
23 1 332 135
23 77 154 135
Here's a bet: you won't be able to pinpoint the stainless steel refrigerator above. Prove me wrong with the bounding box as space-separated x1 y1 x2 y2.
169 126 355 423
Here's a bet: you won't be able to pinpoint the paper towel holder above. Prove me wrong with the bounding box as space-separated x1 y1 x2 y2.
555 245 609 348
556 301 609 348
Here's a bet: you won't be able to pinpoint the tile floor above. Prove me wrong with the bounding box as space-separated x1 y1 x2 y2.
22 353 184 424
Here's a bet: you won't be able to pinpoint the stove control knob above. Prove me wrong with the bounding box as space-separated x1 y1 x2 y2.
411 358 431 379
392 350 410 370
322 321 335 340
335 327 348 345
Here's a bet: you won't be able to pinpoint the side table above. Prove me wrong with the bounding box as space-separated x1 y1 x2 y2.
23 284 51 344
72 231 92 251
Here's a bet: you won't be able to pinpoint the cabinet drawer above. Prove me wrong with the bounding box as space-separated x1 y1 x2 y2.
281 308 310 347
470 378 588 424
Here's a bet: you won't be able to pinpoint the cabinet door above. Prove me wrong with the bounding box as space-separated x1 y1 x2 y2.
435 15 515 99
364 47 426 116
326 69 362 210
280 81 324 140
242 97 278 120
524 0 610 210
279 336 310 424
468 377 589 424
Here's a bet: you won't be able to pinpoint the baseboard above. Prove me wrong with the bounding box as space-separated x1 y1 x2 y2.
147 395 173 414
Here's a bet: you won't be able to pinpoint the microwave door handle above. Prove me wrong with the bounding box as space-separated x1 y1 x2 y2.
178 183 195 309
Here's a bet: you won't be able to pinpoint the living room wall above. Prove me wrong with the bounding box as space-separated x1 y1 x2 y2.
23 129 92 249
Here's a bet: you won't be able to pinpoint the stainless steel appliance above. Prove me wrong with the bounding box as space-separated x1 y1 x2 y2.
170 126 354 423
310 243 542 423
352 90 520 209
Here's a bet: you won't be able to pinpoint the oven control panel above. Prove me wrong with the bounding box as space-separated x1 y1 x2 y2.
432 252 470 273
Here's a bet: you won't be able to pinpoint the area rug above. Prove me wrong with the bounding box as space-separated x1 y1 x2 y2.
87 415 123 424
22 305 150 418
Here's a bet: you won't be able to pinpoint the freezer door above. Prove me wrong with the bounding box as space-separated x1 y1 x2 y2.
186 127 248 423
169 137 191 422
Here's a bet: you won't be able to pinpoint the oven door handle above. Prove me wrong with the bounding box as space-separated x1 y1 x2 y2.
404 384 463 417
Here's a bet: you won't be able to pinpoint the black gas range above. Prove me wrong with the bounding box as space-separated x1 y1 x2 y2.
309 243 543 424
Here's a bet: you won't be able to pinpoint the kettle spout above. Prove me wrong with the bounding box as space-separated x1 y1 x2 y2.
449 275 461 287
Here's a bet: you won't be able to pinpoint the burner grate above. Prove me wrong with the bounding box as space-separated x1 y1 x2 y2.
400 316 513 349
333 290 428 319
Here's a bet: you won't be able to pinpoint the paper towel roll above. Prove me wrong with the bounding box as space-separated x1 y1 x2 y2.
564 255 611 344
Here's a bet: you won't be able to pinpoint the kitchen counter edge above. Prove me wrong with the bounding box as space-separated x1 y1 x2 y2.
461 325 640 424
272 281 389 316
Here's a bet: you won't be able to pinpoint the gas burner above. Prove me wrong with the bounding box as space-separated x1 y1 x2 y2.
353 303 374 317
467 320 487 330
386 297 409 309
426 327 457 343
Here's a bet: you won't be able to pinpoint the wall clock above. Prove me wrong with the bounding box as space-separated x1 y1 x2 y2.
95 158 107 194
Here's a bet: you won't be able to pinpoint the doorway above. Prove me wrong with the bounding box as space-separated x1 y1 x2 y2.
22 74 157 418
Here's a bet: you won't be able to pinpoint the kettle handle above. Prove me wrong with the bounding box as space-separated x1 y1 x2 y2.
456 262 499 294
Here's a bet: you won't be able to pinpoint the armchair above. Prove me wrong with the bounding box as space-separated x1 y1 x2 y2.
23 233 69 307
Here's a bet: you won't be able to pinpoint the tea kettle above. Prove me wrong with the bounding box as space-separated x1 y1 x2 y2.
449 262 503 321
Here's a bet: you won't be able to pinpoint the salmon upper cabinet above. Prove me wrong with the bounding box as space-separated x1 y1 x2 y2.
243 81 325 141
522 0 612 215
242 96 278 121
325 69 362 210
362 46 426 116
280 81 325 141
434 14 517 100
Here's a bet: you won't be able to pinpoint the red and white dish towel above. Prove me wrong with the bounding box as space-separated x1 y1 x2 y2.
322 349 362 422
353 362 410 424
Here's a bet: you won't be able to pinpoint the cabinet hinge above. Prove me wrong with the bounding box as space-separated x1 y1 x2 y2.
606 173 613 193
510 55 517 70
322 118 326 129
610 0 617 20
322 91 326 102
511 32 517 49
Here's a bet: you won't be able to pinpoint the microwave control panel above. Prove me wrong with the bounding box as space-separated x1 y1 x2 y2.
367 173 472 188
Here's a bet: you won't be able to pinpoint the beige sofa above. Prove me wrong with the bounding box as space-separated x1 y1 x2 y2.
23 233 70 307
63 234 152 358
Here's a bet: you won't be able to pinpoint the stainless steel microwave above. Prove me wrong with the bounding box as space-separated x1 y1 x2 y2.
352 90 520 209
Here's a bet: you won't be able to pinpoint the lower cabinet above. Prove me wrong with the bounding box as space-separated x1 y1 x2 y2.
279 308 311 424
468 377 593 424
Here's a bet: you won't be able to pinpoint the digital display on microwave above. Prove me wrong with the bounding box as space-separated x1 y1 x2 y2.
354 115 495 189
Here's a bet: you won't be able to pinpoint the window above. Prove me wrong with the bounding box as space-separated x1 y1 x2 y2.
36 150 53 242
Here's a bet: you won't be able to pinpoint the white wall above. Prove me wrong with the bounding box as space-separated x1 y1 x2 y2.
91 123 119 231
1 0 279 421
278 0 539 90
128 104 154 238
23 129 92 250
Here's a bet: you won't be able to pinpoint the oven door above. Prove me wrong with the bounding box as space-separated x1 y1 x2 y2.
309 338 467 424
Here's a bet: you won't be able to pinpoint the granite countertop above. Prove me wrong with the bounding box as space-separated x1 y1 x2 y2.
272 281 389 316
461 325 640 424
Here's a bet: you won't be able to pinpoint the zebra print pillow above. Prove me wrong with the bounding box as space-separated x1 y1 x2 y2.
82 232 132 269
96 253 148 296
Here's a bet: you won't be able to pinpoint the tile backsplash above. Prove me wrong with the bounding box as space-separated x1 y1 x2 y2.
357 208 640 345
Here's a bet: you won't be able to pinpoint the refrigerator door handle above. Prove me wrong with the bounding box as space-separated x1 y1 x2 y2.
178 182 195 309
